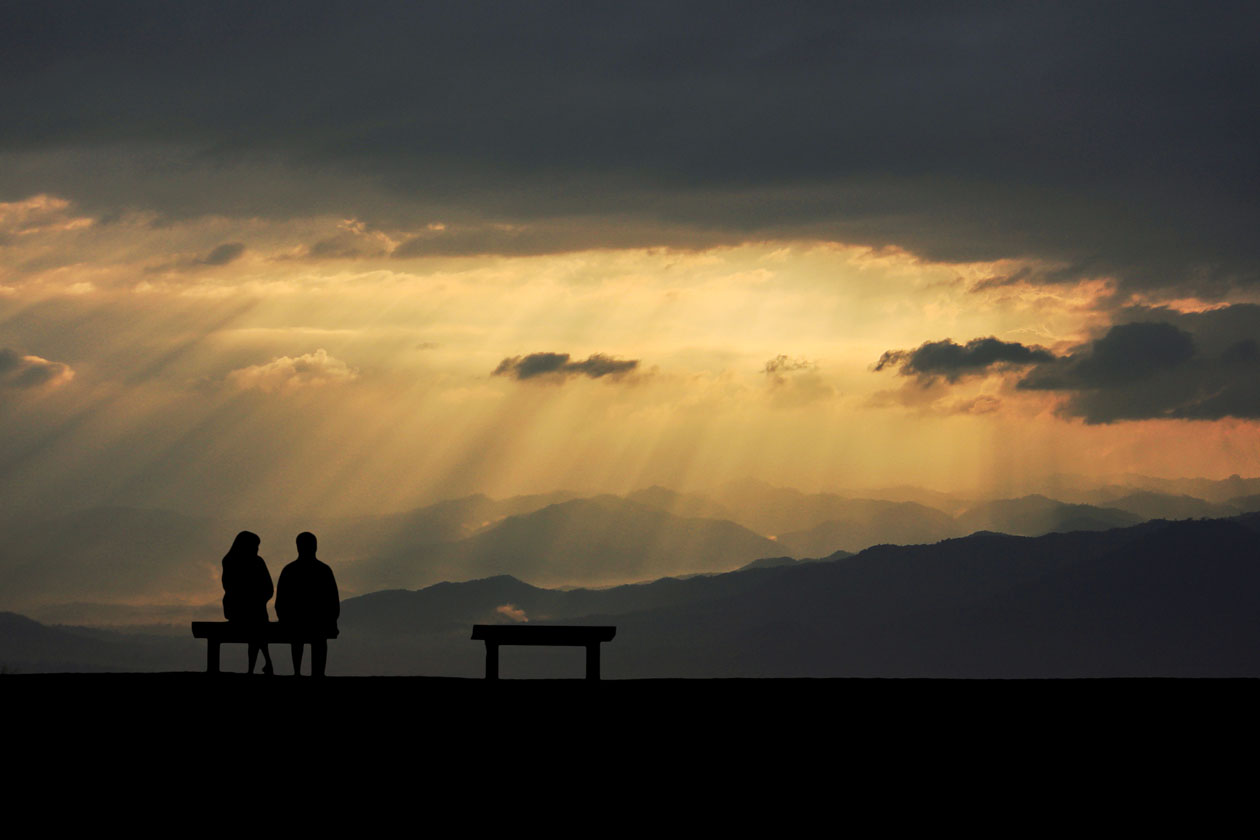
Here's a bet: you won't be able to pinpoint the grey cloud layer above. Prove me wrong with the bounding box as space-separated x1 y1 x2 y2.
200 242 245 266
0 347 72 390
493 352 639 382
878 305 1260 423
2 2 1258 294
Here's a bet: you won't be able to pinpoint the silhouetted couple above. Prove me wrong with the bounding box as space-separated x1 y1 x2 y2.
221 530 340 676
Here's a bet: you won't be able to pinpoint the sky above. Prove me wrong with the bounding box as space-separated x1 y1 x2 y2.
3 1 1260 520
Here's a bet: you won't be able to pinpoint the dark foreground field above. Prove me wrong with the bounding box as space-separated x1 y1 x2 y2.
10 672 1258 751
8 673 1256 819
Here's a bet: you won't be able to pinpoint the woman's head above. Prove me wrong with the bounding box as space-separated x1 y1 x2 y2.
228 530 261 557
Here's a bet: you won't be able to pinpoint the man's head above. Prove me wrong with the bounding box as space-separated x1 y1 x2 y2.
296 531 317 557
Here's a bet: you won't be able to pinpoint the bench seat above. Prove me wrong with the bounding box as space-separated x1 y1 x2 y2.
191 621 337 673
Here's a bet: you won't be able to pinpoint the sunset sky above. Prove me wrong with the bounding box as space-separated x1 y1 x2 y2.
3 2 1259 520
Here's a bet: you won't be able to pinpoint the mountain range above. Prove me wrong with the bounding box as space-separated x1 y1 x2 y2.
8 513 1260 677
4 475 1260 631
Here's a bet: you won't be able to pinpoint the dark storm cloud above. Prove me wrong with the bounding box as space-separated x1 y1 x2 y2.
200 242 245 265
881 305 1260 422
1015 306 1260 423
492 352 639 382
1018 323 1196 390
875 338 1055 383
2 2 1259 293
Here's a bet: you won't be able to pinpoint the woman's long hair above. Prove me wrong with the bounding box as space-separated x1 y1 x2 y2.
223 530 261 564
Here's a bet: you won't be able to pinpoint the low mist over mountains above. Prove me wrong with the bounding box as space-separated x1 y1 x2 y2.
343 496 781 591
954 495 1143 538
774 502 960 556
4 474 1260 632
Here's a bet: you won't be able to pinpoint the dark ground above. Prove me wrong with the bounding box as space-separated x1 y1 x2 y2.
10 673 1257 752
7 673 1254 822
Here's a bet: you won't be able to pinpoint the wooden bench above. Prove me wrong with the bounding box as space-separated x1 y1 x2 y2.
471 624 616 680
191 621 338 673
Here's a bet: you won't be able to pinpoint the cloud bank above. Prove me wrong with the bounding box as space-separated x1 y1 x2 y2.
2 3 1258 296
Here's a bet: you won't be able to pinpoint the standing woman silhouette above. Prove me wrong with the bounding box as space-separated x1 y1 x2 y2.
221 530 276 675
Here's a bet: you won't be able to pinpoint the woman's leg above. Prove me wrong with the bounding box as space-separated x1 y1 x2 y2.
291 642 304 676
247 642 260 674
260 643 274 674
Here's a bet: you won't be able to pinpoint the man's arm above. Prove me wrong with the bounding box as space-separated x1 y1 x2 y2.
274 567 287 620
328 566 340 622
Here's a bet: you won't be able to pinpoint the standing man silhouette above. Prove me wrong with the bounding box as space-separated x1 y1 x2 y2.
276 531 340 677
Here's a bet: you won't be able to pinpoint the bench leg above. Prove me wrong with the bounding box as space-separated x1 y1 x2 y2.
585 643 600 681
207 641 221 674
484 641 499 680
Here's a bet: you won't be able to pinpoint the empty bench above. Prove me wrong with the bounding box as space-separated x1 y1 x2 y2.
471 624 616 680
191 621 338 673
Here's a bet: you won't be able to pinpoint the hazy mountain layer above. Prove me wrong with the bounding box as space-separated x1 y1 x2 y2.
954 495 1143 537
775 502 960 556
343 496 783 590
1100 491 1240 521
